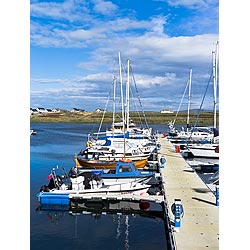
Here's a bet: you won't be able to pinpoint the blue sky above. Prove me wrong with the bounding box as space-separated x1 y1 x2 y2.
30 0 219 112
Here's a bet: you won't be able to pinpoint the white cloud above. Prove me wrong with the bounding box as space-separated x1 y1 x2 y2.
166 0 213 9
30 0 90 22
30 0 219 111
92 0 119 15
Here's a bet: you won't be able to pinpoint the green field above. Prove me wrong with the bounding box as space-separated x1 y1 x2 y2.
30 110 219 126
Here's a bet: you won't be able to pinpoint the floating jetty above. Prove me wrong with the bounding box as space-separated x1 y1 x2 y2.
37 134 219 249
158 135 219 250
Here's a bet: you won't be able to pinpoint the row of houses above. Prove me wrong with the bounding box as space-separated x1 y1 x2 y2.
30 107 60 115
30 107 105 115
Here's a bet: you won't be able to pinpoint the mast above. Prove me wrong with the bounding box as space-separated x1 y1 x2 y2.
118 52 125 128
118 52 126 158
213 41 219 128
126 59 130 131
187 68 192 131
112 76 117 135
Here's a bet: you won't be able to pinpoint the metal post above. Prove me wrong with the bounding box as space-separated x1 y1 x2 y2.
160 156 166 168
215 185 219 206
171 199 184 232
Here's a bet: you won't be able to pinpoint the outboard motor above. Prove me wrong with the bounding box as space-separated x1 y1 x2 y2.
39 177 56 192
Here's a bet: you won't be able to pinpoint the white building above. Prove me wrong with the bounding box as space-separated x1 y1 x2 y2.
160 109 174 114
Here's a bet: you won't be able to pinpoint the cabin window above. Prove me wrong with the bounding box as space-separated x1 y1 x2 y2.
119 166 132 172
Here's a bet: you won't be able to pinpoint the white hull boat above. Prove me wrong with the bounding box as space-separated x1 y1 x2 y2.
187 144 219 159
36 166 152 205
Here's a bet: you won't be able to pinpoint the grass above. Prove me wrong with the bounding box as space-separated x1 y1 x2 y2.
30 110 219 126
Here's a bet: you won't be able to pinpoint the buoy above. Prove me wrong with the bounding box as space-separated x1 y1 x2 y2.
139 201 150 211
175 145 180 153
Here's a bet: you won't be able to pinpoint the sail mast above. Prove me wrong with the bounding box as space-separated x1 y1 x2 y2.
118 52 126 158
213 41 219 128
112 76 117 135
118 52 125 129
126 59 130 131
187 68 192 131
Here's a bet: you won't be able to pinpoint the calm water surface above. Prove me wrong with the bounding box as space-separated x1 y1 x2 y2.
30 123 169 250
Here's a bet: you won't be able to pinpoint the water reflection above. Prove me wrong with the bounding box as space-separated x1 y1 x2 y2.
35 200 167 250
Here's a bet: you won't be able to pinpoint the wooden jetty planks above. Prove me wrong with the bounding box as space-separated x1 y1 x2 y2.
158 136 219 250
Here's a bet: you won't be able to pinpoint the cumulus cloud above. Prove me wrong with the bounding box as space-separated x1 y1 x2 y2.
30 0 219 111
92 0 119 15
166 0 215 9
30 0 91 22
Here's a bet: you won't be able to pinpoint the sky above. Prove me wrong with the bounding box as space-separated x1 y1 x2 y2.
30 0 219 112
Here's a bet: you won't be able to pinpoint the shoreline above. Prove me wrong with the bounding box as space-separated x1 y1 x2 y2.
30 111 218 126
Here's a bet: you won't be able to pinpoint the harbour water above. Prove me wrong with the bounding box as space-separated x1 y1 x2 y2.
30 123 168 250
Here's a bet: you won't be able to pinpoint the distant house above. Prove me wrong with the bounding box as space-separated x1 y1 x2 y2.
52 108 60 113
70 108 85 113
30 108 38 115
36 107 48 113
160 109 174 114
95 108 105 113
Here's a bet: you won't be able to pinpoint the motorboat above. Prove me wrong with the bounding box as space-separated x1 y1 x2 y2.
30 129 37 135
77 159 156 185
185 143 219 159
36 165 152 205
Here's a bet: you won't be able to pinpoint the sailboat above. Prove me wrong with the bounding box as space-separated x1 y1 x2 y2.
76 53 157 169
185 41 219 159
168 68 214 144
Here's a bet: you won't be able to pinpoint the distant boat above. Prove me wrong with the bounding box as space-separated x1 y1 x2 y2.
30 129 37 136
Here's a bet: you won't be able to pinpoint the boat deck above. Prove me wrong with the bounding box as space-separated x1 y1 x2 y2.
158 135 219 250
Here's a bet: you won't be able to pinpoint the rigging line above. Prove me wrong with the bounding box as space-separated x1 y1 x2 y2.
173 78 190 126
96 81 113 137
129 90 144 127
189 69 213 140
130 65 150 129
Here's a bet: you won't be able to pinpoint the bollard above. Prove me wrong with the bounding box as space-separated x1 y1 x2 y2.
175 145 180 153
215 185 219 206
171 199 184 232
160 156 166 168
